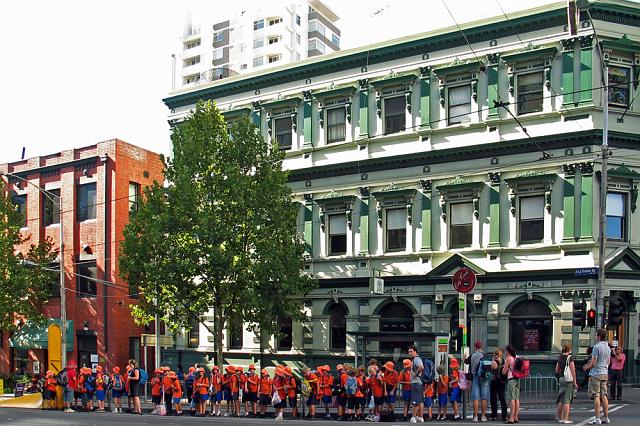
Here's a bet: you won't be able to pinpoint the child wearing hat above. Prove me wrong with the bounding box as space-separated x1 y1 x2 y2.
273 367 287 421
210 365 222 416
283 366 298 419
383 361 398 415
318 365 334 419
162 369 175 416
43 371 57 410
258 369 272 418
150 369 162 412
245 365 259 417
436 364 449 421
399 359 413 421
111 367 124 413
366 365 384 422
95 366 106 412
194 367 210 417
449 358 462 421
169 371 183 415
63 360 78 413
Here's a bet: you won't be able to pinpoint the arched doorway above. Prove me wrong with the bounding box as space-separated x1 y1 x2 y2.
379 302 414 354
328 304 347 351
509 299 553 353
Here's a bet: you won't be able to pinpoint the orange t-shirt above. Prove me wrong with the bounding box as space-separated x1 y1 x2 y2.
77 375 85 392
163 376 174 393
384 370 398 388
450 370 460 388
273 376 286 399
96 373 105 391
259 377 272 395
211 373 222 392
151 377 162 396
286 376 297 398
398 370 411 390
424 382 435 398
239 373 247 390
305 373 318 396
46 377 57 391
367 374 384 398
172 379 182 398
437 375 450 395
355 376 365 398
195 376 209 395
247 373 259 393
340 373 348 396
321 374 334 397
222 373 231 389
229 374 239 393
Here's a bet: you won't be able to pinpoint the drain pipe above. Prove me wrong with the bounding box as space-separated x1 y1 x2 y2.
101 154 110 363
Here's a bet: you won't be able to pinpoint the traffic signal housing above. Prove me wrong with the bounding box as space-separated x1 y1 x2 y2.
608 297 623 327
572 300 586 328
587 309 596 327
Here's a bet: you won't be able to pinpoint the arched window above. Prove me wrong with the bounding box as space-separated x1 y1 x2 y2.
449 301 471 354
509 299 553 353
379 302 414 354
329 304 347 351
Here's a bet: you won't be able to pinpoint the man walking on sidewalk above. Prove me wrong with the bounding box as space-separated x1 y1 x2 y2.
583 329 611 425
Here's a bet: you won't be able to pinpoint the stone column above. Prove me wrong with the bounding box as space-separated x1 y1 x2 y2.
498 313 510 349
313 315 330 355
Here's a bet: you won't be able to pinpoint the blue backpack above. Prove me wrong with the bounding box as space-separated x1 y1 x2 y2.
345 376 357 395
139 369 148 385
420 358 435 385
112 374 123 391
85 374 96 392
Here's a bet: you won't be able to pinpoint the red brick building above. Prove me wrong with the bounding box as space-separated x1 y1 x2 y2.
0 139 163 376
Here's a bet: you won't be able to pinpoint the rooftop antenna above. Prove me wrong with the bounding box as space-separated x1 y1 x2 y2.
21 147 26 160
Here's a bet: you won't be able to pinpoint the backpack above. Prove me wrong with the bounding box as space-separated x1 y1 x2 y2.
301 378 312 396
56 369 69 387
512 357 530 379
185 373 195 388
332 376 344 396
457 371 469 391
139 369 149 385
420 358 435 385
113 374 123 391
85 375 96 392
345 376 357 395
478 354 493 380
563 355 573 383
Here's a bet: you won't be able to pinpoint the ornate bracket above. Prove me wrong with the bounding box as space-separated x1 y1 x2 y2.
544 66 552 89
488 172 501 184
471 80 478 102
291 111 298 132
346 209 353 230
345 101 352 123
303 193 314 203
318 104 324 128
579 162 594 175
509 186 517 216
302 90 312 101
508 73 515 95
632 184 638 213
473 197 480 219
562 163 577 177
560 38 576 52
358 186 370 197
376 92 382 118
439 84 446 107
358 79 369 91
406 203 413 225
320 211 326 231
405 91 412 113
545 190 552 213
377 203 383 227
440 195 447 222
420 179 432 192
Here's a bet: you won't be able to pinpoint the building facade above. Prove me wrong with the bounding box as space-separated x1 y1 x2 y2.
163 0 640 378
0 140 163 376
179 0 340 87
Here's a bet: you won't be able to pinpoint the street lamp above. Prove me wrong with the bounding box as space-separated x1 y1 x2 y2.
1 172 67 368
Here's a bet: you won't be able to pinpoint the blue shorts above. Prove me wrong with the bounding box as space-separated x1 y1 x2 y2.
384 389 396 404
438 393 447 407
112 390 123 398
64 388 74 403
231 392 239 401
224 390 232 400
95 390 105 401
322 395 332 405
402 390 411 401
306 394 317 406
214 391 223 402
199 393 210 401
450 387 461 404
424 396 433 408
259 395 271 406
471 376 490 401
173 397 181 404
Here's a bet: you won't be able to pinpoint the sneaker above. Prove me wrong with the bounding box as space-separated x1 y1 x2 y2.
410 417 418 424
481 415 488 422
454 415 462 421
275 414 283 421
472 416 479 423
326 414 332 419
588 419 601 425
561 421 574 424
417 417 424 423
601 418 610 424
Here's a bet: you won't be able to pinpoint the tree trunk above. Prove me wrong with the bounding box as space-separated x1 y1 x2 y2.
214 298 224 370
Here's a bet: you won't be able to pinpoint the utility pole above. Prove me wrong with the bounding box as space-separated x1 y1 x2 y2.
596 62 609 329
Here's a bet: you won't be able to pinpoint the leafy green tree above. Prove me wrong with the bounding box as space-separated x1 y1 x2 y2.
0 180 58 330
119 101 316 366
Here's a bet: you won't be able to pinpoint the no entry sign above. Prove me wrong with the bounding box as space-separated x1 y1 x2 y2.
452 267 476 293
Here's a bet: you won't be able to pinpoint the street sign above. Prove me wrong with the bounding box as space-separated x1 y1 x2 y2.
575 268 598 276
371 277 384 294
452 268 476 293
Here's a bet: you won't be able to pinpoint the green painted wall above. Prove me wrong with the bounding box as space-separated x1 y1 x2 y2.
562 51 575 106
489 184 501 246
304 203 314 256
487 64 499 118
303 99 313 146
359 88 369 138
421 193 432 250
579 47 593 104
579 173 593 240
563 176 576 241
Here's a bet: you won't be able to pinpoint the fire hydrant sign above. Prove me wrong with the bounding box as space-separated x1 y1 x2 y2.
452 268 476 293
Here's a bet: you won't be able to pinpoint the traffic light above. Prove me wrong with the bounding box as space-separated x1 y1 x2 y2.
572 299 586 327
608 297 624 327
587 309 596 327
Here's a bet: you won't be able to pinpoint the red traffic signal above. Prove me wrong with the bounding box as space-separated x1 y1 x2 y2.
587 309 596 327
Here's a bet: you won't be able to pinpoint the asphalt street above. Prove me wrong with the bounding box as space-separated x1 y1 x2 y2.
0 404 637 426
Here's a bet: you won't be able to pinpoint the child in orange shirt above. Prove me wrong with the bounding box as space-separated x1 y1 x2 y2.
318 366 334 419
170 371 183 415
399 359 413 421
449 358 462 421
423 380 435 421
258 369 272 417
245 365 259 417
355 366 366 420
162 369 175 416
43 371 57 409
436 365 449 421
366 365 385 421
382 361 398 415
210 365 222 416
95 366 106 412
230 367 241 416
193 368 210 417
150 369 162 411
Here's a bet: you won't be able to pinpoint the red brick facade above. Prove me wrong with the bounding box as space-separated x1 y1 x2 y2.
0 140 163 376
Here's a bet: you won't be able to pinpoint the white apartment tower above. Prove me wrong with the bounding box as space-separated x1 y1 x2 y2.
178 0 341 87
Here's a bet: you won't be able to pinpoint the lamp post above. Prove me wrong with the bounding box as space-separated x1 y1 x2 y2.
1 172 67 368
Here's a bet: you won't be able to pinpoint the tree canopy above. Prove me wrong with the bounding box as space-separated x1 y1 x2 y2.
0 180 58 330
119 101 316 365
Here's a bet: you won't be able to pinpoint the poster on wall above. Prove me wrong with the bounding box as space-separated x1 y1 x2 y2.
523 329 540 351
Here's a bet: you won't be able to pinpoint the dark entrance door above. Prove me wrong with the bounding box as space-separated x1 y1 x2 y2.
77 333 97 369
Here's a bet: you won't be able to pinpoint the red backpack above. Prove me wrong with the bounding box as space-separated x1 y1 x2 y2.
512 357 530 379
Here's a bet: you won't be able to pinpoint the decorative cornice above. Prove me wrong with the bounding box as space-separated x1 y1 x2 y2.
221 107 252 119
260 96 302 110
608 164 640 180
437 176 484 194
501 44 558 64
433 59 483 77
562 163 577 177
312 85 357 101
370 72 417 89
601 34 640 55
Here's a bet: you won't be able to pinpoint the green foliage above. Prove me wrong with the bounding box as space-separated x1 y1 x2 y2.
119 101 316 363
0 180 58 330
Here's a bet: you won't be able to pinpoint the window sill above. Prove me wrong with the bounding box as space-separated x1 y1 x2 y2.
430 121 486 135
77 218 98 224
44 223 61 228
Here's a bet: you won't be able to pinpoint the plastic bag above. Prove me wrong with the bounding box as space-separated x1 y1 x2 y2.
368 395 375 409
271 391 281 405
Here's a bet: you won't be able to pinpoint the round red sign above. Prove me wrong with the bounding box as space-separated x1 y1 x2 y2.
452 267 476 293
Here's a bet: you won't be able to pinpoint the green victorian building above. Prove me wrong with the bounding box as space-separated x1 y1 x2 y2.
162 0 640 379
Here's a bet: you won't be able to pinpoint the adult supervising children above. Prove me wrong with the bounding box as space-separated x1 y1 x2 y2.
407 345 424 424
583 328 611 425
468 340 490 422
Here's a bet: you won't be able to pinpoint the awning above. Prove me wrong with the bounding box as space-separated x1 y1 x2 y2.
9 319 74 350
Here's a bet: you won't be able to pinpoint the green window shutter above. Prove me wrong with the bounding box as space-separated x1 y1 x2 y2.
304 202 314 256
303 95 313 146
486 54 500 118
562 165 576 242
358 79 369 138
359 196 369 255
579 163 594 241
419 67 431 129
579 35 594 105
561 39 576 106
488 179 501 246
420 185 432 251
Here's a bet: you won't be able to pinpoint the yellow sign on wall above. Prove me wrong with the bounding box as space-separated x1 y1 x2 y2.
0 378 4 395
47 324 62 373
